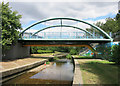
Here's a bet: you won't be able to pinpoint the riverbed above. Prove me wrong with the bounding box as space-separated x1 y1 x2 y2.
3 59 74 85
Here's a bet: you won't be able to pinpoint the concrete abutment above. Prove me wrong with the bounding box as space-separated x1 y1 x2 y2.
3 42 30 59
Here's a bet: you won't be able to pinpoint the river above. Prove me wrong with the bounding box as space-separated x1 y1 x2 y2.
3 58 74 85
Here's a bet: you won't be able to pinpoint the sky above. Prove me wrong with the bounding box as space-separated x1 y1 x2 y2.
2 0 120 35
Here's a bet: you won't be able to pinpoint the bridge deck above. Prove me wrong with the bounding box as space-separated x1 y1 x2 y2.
18 39 112 46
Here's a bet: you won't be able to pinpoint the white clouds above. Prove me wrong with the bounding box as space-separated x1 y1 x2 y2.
3 0 120 2
7 1 118 36
86 19 106 25
9 2 118 26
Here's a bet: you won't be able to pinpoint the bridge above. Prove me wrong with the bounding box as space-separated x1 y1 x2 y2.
18 18 113 53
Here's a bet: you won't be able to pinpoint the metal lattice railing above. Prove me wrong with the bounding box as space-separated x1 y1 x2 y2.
22 32 103 39
19 18 113 41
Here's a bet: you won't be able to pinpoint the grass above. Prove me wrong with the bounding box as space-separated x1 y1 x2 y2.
78 60 119 84
37 50 53 53
31 51 63 57
73 55 93 59
31 53 54 57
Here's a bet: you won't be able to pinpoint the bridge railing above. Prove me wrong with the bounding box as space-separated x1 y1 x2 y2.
21 32 103 39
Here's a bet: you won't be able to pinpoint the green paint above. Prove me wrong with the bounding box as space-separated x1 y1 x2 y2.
19 18 113 41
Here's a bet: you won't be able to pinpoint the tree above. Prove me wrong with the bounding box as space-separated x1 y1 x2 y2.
104 18 119 33
1 2 22 55
116 11 120 32
111 44 120 64
70 49 77 55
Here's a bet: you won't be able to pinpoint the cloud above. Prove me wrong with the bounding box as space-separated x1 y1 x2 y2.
3 0 120 2
9 2 118 25
8 1 118 37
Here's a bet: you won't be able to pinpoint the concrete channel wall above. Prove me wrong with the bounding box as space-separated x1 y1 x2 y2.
72 58 83 86
3 42 30 59
1 54 67 83
0 59 48 83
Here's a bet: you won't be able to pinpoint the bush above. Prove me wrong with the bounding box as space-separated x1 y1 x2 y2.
96 45 112 60
54 56 59 60
111 44 120 64
46 61 50 64
66 54 72 59
70 49 77 55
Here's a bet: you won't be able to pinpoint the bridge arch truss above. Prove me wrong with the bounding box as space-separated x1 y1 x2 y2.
19 18 113 41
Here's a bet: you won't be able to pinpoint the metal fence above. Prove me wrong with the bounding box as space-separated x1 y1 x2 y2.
22 32 103 39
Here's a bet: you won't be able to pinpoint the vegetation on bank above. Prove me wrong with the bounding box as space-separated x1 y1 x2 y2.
37 50 53 53
66 54 72 59
111 44 120 64
1 2 22 55
73 55 93 59
31 44 120 64
30 46 84 55
96 44 120 65
79 60 118 84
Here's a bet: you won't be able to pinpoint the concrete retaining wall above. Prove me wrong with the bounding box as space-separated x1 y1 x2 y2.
72 58 83 86
3 42 30 59
0 59 48 83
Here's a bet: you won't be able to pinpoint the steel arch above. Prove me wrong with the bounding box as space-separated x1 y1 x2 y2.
32 25 93 37
19 17 113 41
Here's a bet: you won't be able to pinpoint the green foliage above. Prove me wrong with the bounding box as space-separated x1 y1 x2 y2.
111 44 120 64
116 12 120 31
66 54 72 59
54 56 59 60
1 2 22 53
103 18 119 33
78 56 93 59
37 50 53 54
96 45 112 60
96 43 120 65
30 46 38 54
70 49 77 55
30 46 84 54
46 61 50 64
86 15 119 38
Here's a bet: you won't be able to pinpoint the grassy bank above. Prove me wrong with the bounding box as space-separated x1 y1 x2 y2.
31 53 54 57
73 55 93 59
78 60 119 84
31 51 64 57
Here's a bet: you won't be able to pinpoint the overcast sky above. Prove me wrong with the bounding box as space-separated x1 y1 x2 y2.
3 0 119 33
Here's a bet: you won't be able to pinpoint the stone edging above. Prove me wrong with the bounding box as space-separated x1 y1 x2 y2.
0 59 48 83
72 58 83 86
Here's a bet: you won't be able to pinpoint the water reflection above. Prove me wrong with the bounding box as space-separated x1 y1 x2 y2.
30 59 73 81
4 59 74 85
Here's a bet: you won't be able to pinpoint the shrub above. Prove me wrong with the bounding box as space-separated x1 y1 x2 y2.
70 49 77 55
66 54 72 59
54 56 59 60
46 61 50 64
96 46 112 60
111 44 120 64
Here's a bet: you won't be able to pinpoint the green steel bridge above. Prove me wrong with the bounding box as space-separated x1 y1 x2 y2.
18 18 113 53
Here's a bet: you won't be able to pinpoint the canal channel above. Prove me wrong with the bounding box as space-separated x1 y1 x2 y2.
3 58 74 85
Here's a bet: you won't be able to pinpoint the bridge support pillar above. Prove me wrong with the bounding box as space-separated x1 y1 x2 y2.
93 53 96 58
3 42 30 60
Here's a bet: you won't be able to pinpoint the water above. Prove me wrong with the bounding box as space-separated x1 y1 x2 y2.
4 59 74 85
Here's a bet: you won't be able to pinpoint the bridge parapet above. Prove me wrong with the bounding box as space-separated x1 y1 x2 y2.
19 18 113 42
21 32 104 40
